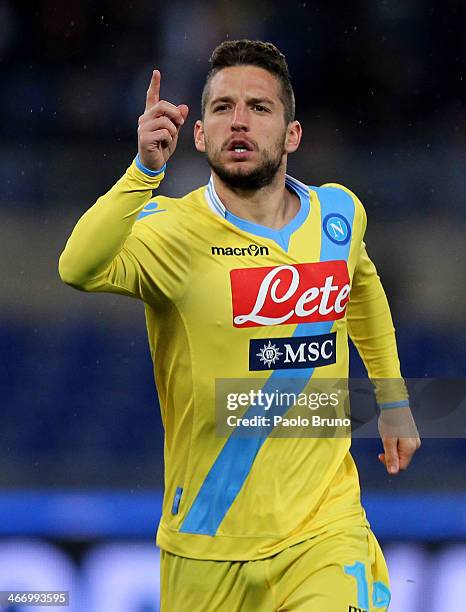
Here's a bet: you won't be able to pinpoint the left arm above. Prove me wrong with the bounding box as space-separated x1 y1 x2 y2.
347 241 421 474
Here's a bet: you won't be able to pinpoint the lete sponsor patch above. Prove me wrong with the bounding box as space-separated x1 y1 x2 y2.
230 261 350 328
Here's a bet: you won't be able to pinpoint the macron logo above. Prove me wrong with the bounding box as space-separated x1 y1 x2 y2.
211 244 269 257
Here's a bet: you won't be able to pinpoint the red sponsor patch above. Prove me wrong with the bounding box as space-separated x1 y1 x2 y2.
230 261 350 328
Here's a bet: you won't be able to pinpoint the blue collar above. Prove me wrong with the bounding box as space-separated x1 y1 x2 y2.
204 175 310 251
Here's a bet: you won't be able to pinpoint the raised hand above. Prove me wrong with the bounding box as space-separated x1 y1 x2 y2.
137 70 189 171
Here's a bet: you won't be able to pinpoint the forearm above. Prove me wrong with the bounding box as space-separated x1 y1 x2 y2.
58 159 164 289
348 247 409 407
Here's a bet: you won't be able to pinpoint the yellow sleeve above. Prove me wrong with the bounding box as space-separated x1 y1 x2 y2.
347 243 401 374
58 160 184 302
346 217 409 407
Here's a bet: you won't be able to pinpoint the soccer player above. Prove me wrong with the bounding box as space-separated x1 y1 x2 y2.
59 40 420 611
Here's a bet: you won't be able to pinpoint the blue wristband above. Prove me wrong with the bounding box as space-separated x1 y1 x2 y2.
379 400 410 410
135 154 166 177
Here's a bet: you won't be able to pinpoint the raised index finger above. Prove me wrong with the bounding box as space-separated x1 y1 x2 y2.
145 69 160 111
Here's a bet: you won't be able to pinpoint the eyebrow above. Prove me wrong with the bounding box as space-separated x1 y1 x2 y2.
210 96 276 107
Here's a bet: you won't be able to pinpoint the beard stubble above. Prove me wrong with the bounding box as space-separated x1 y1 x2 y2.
205 132 287 191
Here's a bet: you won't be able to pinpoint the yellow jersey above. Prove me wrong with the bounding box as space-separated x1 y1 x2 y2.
59 160 407 561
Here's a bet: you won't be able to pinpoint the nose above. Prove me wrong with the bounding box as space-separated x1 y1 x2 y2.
231 103 249 131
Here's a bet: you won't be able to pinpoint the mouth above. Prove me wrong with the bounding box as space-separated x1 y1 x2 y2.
225 139 255 160
226 139 254 153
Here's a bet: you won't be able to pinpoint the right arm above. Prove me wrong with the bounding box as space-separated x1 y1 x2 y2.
58 69 189 297
58 161 165 295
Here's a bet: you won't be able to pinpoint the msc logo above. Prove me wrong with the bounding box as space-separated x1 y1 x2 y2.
323 213 351 245
348 607 367 612
249 333 336 371
211 244 269 257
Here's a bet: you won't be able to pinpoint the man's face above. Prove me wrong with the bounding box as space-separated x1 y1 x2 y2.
195 66 300 190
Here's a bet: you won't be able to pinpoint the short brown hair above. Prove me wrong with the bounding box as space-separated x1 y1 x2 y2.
201 40 295 123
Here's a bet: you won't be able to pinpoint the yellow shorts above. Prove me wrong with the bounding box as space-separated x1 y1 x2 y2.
160 526 391 611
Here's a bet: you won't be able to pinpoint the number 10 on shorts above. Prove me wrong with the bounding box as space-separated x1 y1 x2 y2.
344 562 391 610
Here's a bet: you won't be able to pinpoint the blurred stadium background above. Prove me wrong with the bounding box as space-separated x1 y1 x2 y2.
1 0 465 610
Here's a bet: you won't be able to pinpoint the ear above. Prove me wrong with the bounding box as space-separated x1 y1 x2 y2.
285 120 302 154
194 120 206 153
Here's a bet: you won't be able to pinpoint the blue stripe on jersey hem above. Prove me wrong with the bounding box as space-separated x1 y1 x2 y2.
134 154 166 177
379 400 410 410
171 487 183 515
